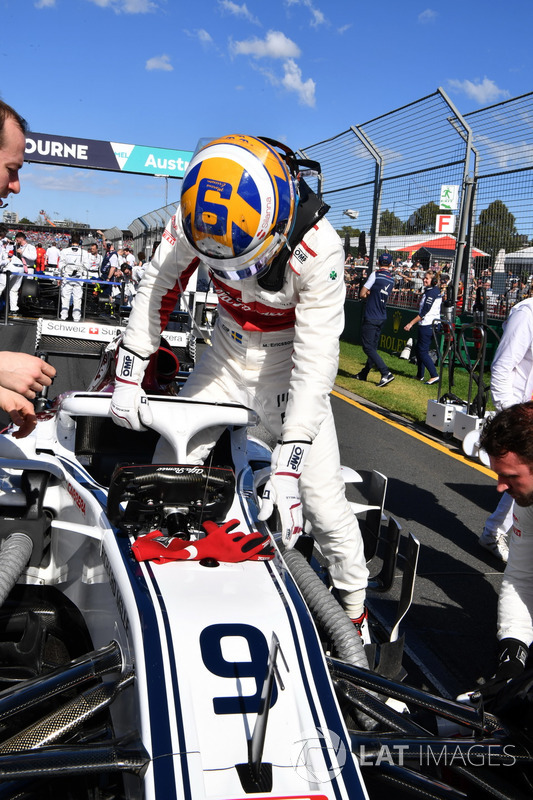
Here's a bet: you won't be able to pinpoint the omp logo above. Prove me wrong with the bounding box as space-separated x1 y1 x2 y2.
122 355 134 377
288 444 304 471
67 482 86 515
293 246 307 264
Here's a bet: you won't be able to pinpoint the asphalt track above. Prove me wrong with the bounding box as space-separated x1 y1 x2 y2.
1 317 503 700
333 387 501 699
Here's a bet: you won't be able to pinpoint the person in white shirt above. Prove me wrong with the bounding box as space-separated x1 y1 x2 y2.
45 243 61 273
479 298 533 562
0 235 12 268
8 231 36 312
124 246 136 270
468 403 533 707
86 242 102 281
0 235 12 303
132 250 146 287
403 271 442 384
58 232 89 321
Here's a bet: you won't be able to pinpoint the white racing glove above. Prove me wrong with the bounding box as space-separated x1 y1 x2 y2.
258 440 311 550
110 346 152 431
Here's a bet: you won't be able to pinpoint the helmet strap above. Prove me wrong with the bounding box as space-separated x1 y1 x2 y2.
258 178 330 292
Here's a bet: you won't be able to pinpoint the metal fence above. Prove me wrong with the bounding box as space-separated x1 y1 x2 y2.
463 92 533 315
298 88 533 320
128 201 179 260
126 89 533 321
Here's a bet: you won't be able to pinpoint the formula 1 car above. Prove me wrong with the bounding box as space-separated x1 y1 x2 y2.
0 376 531 798
17 274 109 319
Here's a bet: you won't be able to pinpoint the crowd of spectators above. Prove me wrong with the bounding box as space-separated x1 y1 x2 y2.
470 272 533 318
5 229 71 248
344 252 454 308
0 228 148 318
345 251 533 319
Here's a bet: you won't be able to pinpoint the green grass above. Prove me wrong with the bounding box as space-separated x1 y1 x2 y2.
337 340 494 424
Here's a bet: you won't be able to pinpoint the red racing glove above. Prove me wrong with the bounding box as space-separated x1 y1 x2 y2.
132 519 274 563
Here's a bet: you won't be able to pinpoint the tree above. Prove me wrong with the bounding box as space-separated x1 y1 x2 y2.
336 224 361 259
19 217 32 225
336 224 361 239
379 209 404 236
405 201 440 235
473 199 521 259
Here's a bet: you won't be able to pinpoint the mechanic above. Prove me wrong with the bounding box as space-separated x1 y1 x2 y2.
469 403 533 705
479 296 533 563
0 99 56 437
58 231 90 322
110 134 369 634
354 251 395 387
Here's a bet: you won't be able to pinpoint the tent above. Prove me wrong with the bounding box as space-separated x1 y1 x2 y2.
504 246 533 272
397 235 489 258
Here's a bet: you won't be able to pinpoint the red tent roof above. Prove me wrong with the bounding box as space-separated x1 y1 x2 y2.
398 235 488 258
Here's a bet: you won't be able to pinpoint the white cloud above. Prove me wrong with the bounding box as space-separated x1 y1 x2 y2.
230 30 300 59
281 59 316 107
85 0 157 13
35 0 56 8
475 132 533 170
145 54 173 71
230 28 314 106
337 23 352 34
184 28 214 46
218 0 260 25
285 0 326 27
447 77 510 105
418 8 437 23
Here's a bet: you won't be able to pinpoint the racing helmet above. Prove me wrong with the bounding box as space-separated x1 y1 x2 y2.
180 134 298 281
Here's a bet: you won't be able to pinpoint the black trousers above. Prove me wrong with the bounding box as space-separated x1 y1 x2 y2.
361 319 388 376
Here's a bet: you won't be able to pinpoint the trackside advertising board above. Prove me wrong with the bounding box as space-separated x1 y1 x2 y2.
25 132 193 179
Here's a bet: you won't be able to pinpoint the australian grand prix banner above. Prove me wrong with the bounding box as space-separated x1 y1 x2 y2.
24 132 193 179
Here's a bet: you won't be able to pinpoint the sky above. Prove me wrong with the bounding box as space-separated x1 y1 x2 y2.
1 0 530 231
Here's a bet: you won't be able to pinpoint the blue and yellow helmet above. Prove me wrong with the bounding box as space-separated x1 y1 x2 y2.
181 134 298 281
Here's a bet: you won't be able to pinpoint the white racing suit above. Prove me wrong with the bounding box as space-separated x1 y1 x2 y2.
498 503 533 646
59 246 89 321
122 209 368 617
485 300 533 541
1 243 37 311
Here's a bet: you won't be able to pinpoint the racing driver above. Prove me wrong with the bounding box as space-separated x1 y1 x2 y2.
110 134 369 632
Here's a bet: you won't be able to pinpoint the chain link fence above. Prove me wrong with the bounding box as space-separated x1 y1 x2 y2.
125 90 533 323
299 88 533 320
464 92 533 317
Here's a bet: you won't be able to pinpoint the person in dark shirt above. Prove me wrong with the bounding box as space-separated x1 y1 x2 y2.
404 271 442 385
354 252 395 387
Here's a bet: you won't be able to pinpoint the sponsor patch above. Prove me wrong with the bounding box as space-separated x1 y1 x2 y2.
293 246 308 264
163 229 177 246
